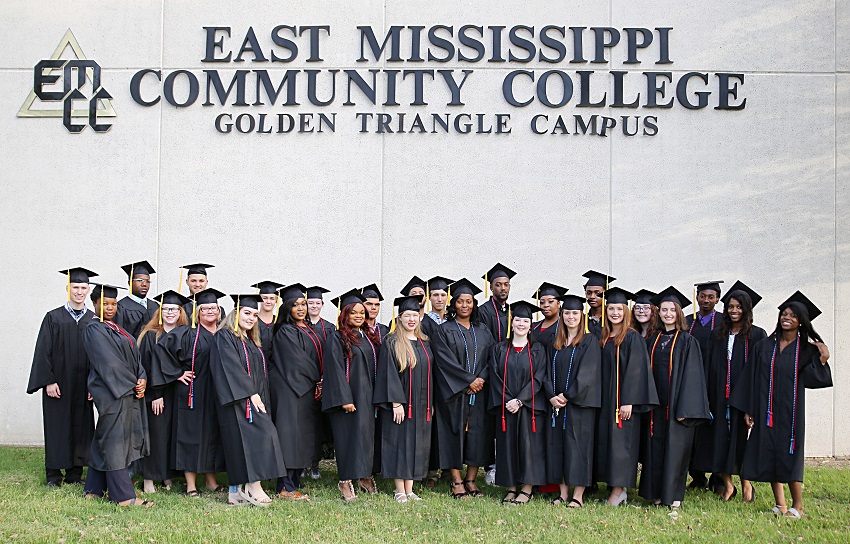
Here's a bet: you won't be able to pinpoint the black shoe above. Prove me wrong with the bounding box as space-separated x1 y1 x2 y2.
46 480 62 488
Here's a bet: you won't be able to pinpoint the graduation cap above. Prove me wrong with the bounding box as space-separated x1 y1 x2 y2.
121 260 155 278
400 276 427 296
59 267 98 302
306 286 330 300
183 263 214 276
603 287 634 305
721 280 762 309
694 280 724 295
779 291 822 321
361 283 384 301
90 283 125 300
558 293 586 311
231 294 263 310
450 278 482 298
510 300 539 320
426 276 453 292
278 283 307 302
533 282 568 299
583 270 616 288
651 286 691 309
481 263 516 298
154 289 190 307
193 287 226 306
633 289 657 306
394 294 424 314
332 289 367 309
251 280 284 295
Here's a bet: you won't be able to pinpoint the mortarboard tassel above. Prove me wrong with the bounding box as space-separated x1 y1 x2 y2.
178 267 184 295
584 302 590 334
191 295 197 329
129 263 134 294
536 291 540 322
506 306 512 339
233 295 240 333
158 293 164 326
389 304 397 333
66 271 71 303
274 295 280 323
447 285 451 310
426 284 431 313
484 273 489 299
99 287 104 322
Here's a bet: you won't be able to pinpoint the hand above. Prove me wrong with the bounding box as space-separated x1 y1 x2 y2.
342 403 356 413
392 404 405 424
250 394 266 414
812 341 830 364
744 413 754 428
135 379 146 399
619 404 633 421
676 417 684 422
177 371 194 385
87 392 93 401
45 383 61 398
469 377 485 393
152 398 164 415
506 399 521 414
549 396 566 409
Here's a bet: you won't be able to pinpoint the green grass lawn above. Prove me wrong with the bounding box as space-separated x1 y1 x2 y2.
0 447 847 543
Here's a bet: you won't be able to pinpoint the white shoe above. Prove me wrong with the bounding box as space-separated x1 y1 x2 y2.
485 468 496 486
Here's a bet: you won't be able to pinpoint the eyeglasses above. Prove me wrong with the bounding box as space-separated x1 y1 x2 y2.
199 306 219 313
633 305 652 313
132 279 150 284
161 307 180 314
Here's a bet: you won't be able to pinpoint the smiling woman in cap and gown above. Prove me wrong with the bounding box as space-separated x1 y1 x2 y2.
210 294 285 506
321 289 382 500
373 294 435 503
595 287 658 506
488 300 548 504
638 286 710 508
532 283 568 359
729 291 832 519
429 278 496 498
270 283 322 500
691 281 767 502
156 287 227 495
252 281 284 363
545 294 602 507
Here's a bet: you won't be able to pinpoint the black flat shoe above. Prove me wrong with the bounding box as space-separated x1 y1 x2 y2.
743 486 756 504
722 487 738 502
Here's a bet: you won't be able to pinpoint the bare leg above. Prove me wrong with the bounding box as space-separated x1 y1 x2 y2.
404 480 414 495
742 479 754 502
394 479 406 495
143 479 155 494
558 483 569 500
607 486 626 505
205 472 219 491
513 484 534 503
789 482 804 514
572 485 586 505
185 472 197 493
721 473 735 500
771 481 788 514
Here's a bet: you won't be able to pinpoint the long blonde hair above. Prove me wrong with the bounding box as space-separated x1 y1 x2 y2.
600 304 633 347
217 309 261 347
138 307 189 343
389 319 429 372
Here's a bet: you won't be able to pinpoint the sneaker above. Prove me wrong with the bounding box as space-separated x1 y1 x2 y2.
485 467 496 486
311 467 321 480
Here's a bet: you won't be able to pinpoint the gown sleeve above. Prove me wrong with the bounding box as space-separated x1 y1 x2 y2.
372 335 406 409
620 330 660 412
801 342 833 389
209 329 256 406
566 336 603 408
83 323 138 400
672 334 711 425
27 312 56 393
487 343 508 414
152 325 192 385
321 332 353 411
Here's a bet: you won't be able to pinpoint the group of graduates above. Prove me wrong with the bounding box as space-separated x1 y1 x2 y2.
27 261 833 517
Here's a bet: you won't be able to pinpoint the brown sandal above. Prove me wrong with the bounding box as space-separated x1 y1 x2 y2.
338 480 357 502
357 476 378 495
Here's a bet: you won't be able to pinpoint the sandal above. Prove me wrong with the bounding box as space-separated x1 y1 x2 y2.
207 485 225 493
227 491 250 506
501 490 517 504
771 504 788 516
122 498 154 507
722 487 738 502
551 496 568 506
338 480 357 502
357 476 378 495
512 490 533 504
424 476 438 490
407 492 422 501
186 489 200 498
393 492 409 503
463 479 484 498
240 488 271 508
450 481 469 499
568 498 583 508
785 508 802 519
743 484 756 504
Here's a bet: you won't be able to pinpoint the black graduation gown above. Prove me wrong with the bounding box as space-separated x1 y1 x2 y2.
270 324 322 470
686 311 720 357
692 326 767 475
210 328 285 484
431 320 496 469
729 336 832 483
322 330 379 480
488 342 548 487
257 319 275 365
155 325 225 473
374 335 434 480
369 322 389 473
544 334 602 487
116 297 159 339
479 297 509 343
595 329 659 488
311 317 337 343
83 318 149 472
587 314 603 340
638 330 711 505
27 306 95 470
138 331 174 481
